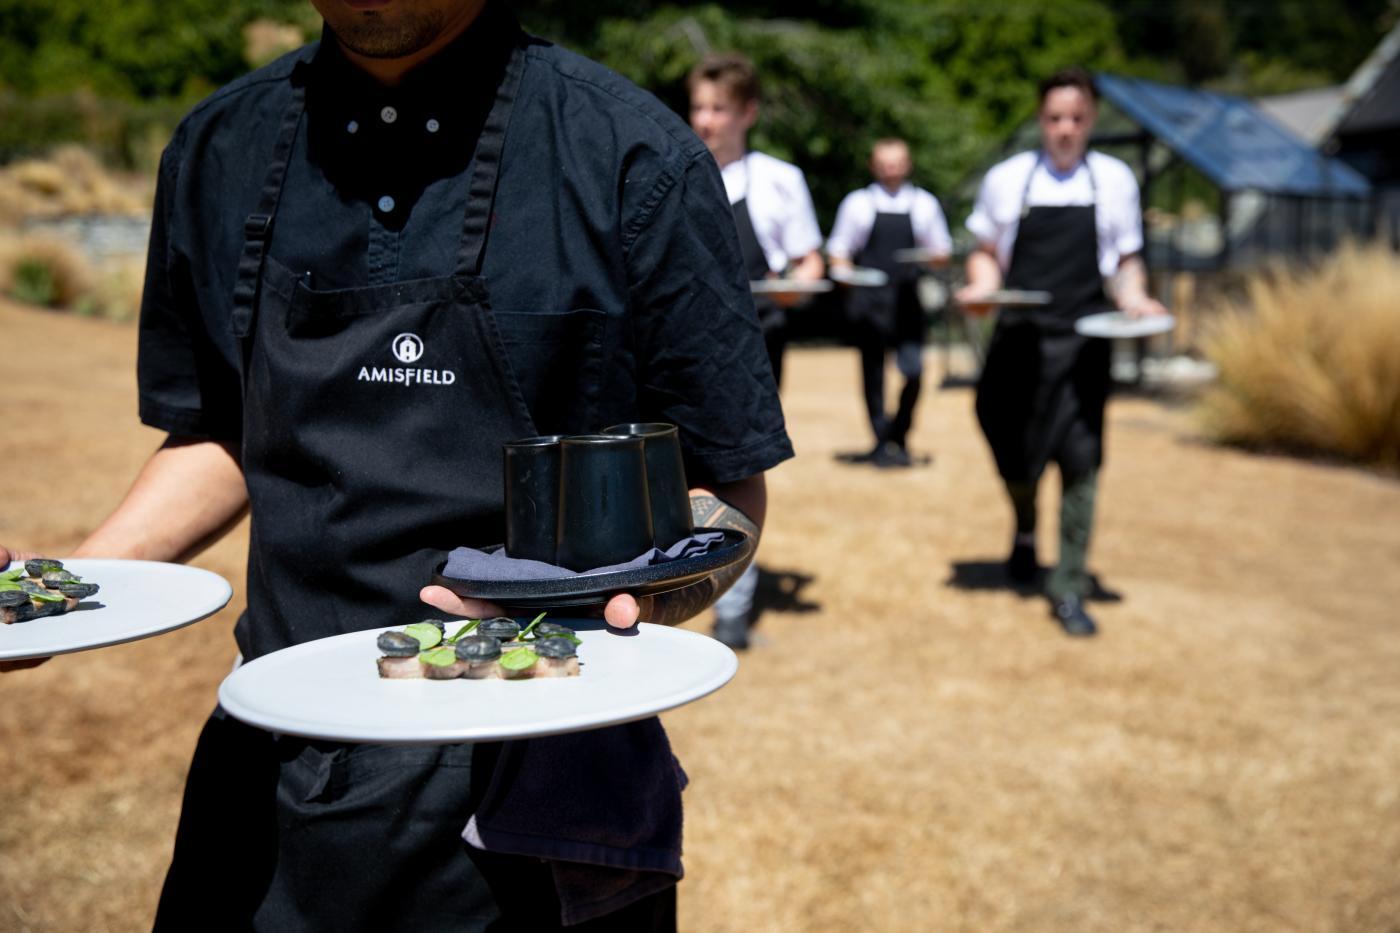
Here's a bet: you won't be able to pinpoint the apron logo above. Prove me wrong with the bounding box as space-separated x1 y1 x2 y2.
356 332 458 387
392 333 424 363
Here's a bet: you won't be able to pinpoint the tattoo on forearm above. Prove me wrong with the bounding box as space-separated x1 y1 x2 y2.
641 493 759 626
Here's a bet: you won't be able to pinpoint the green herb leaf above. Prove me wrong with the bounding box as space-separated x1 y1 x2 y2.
499 648 539 671
404 622 443 650
0 582 21 592
0 568 23 582
27 590 65 603
419 646 457 667
516 612 547 641
446 619 481 644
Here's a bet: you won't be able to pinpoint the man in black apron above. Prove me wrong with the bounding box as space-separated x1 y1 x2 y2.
687 53 823 648
956 67 1166 636
1 2 791 927
828 138 951 467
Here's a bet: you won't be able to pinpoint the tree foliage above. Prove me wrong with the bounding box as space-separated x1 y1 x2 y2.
0 0 1390 205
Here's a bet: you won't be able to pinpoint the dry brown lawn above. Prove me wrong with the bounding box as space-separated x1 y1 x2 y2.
1 299 1398 933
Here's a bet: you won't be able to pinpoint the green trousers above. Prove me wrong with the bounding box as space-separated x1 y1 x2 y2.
1006 469 1098 600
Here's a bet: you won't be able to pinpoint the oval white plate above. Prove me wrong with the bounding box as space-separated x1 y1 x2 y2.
0 559 233 660
218 622 739 744
829 266 890 288
749 278 834 295
1075 311 1176 339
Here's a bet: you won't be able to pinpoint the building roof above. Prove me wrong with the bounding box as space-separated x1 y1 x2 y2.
1095 72 1371 198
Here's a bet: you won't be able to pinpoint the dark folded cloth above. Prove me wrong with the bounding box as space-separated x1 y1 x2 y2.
443 531 726 582
463 718 687 926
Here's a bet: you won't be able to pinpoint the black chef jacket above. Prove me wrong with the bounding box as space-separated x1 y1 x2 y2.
137 3 792 488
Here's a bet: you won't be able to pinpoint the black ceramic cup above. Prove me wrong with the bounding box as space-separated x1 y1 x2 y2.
602 422 693 550
503 435 565 564
555 434 654 571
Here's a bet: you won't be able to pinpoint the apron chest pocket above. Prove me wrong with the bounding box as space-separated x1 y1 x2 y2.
492 308 608 436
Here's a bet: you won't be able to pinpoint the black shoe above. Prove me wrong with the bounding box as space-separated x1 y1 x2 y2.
712 615 750 650
872 441 913 469
1005 542 1038 584
1050 596 1097 637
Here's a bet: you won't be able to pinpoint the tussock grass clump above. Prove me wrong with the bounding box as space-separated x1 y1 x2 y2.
0 234 93 308
1199 243 1400 469
0 145 148 224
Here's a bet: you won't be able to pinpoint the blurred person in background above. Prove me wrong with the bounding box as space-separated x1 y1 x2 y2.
688 52 822 650
827 137 951 468
956 66 1166 637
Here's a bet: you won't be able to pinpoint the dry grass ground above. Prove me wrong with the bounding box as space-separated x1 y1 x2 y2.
1 299 1398 932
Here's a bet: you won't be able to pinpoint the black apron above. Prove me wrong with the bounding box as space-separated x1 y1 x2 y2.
156 43 672 931
975 155 1111 484
848 208 922 346
731 155 787 385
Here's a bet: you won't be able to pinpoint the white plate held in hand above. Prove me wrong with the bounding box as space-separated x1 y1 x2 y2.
1075 311 1176 339
829 266 890 288
0 559 233 661
218 622 739 744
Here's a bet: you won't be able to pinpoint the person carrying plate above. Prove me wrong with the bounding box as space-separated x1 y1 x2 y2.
687 52 822 650
827 138 952 468
1 0 792 928
954 67 1166 637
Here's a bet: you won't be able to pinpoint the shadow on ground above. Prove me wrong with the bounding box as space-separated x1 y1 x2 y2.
945 560 1123 602
750 566 822 630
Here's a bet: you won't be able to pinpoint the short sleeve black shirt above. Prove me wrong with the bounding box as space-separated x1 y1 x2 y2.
138 4 791 486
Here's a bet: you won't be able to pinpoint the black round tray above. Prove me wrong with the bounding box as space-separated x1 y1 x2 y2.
430 528 753 610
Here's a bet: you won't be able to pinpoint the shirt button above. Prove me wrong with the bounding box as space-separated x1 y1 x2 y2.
346 120 359 134
426 118 440 133
380 106 398 124
377 195 396 213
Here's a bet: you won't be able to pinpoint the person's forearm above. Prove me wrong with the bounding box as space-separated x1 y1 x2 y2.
75 435 249 563
790 250 825 281
964 248 1003 291
1113 253 1150 307
639 474 765 626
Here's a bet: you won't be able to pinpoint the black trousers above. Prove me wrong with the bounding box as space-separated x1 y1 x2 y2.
154 710 676 932
856 324 922 448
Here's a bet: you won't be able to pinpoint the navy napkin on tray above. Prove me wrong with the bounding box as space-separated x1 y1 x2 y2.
442 531 726 582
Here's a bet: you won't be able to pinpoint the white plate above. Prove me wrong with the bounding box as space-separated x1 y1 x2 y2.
829 266 890 288
958 289 1054 308
1075 311 1176 339
749 279 834 295
218 622 739 744
0 559 233 660
892 247 946 264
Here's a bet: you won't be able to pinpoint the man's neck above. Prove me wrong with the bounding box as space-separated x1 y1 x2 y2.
334 0 487 86
878 181 905 196
712 143 747 170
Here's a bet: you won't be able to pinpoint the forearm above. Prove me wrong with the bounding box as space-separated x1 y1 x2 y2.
790 250 825 281
74 435 248 563
1113 254 1150 306
964 248 1003 291
640 474 765 626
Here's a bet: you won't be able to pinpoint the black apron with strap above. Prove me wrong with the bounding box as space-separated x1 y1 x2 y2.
975 154 1111 483
731 155 783 337
849 208 922 346
156 39 673 931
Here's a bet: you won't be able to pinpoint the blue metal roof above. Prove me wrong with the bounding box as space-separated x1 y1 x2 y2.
1095 72 1371 197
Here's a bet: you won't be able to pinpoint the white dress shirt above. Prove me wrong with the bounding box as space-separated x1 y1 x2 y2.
825 183 952 260
720 151 824 274
965 150 1144 279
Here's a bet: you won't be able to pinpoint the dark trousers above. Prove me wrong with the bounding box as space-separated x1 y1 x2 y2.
154 710 677 932
765 324 786 390
858 330 923 448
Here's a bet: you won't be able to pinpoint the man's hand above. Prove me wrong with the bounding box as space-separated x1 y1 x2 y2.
1 545 50 671
1120 293 1169 319
1114 254 1168 319
418 587 642 629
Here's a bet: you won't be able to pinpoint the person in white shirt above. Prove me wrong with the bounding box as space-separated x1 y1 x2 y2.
827 138 951 467
956 66 1166 637
688 52 823 649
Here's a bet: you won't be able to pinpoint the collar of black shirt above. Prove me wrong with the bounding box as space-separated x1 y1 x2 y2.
306 1 516 151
